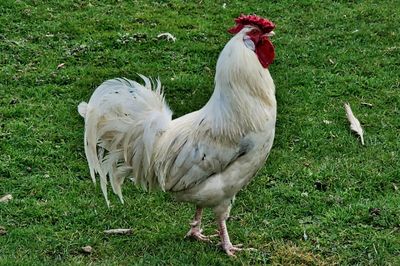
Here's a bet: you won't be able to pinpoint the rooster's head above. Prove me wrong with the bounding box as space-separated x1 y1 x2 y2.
228 14 275 68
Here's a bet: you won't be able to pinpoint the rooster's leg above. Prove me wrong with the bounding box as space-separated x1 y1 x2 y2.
185 207 211 242
215 202 255 256
217 217 243 256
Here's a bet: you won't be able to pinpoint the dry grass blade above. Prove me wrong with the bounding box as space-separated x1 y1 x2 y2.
361 102 373 107
344 103 365 145
104 228 132 235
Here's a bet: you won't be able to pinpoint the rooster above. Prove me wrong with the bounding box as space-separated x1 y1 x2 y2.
78 15 276 256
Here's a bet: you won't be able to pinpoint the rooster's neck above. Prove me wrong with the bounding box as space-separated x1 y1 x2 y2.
198 35 276 141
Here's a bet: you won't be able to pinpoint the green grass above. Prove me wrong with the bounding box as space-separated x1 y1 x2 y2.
1 0 399 265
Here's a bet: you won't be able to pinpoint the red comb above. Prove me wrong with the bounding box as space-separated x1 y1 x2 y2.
228 14 275 34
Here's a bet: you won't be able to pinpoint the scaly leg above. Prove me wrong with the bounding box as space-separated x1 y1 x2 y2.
215 200 255 256
185 207 211 242
217 214 244 256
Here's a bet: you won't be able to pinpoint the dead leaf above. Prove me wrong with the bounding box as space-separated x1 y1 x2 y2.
81 245 93 253
57 63 65 69
344 103 364 145
0 226 6 235
0 194 12 203
104 228 132 235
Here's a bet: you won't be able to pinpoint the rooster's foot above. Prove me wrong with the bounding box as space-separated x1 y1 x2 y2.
219 243 256 257
185 227 212 242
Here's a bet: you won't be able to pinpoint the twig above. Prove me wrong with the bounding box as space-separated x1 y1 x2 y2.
104 229 132 235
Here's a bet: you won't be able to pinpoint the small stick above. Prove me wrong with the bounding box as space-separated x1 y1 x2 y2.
104 229 132 235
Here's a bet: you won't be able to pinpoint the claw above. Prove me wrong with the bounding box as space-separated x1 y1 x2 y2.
216 222 256 256
185 207 217 242
185 228 213 242
227 246 241 257
219 243 256 256
220 243 240 256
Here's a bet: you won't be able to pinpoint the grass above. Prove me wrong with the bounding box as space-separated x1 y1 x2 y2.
0 0 399 264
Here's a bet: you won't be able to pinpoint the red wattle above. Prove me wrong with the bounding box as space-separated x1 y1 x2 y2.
255 36 275 68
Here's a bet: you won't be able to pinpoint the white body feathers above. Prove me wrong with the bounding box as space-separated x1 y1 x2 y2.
79 27 276 215
79 77 172 205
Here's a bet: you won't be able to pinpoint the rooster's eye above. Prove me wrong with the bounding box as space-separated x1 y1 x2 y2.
243 35 255 51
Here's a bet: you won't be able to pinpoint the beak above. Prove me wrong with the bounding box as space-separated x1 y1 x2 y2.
265 31 275 37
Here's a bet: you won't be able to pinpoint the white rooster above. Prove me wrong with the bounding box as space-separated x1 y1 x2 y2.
78 15 276 256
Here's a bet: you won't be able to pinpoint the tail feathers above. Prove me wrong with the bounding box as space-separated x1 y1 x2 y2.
83 107 103 183
79 75 172 205
82 105 111 205
101 150 132 204
78 102 88 118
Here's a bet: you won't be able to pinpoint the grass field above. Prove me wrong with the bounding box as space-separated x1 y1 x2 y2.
1 0 399 265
